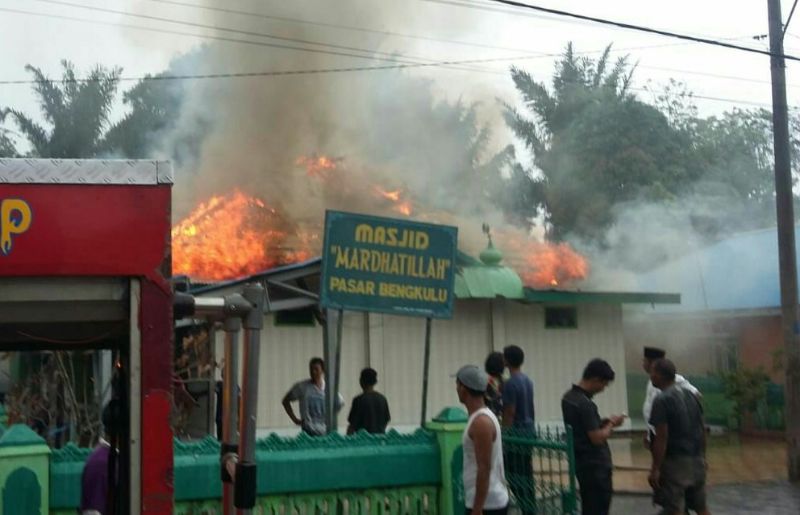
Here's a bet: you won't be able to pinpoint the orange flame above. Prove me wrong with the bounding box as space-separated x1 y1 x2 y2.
172 154 589 286
373 186 413 216
396 201 413 216
374 187 402 202
172 190 313 281
295 154 341 178
496 233 589 289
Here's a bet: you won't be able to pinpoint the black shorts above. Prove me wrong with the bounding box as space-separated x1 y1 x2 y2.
656 456 707 513
464 506 508 515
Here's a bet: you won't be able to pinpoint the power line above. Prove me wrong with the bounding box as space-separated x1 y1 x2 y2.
2 3 795 108
0 46 791 110
427 0 768 46
4 5 492 75
29 0 518 75
30 0 430 64
786 0 800 38
9 8 400 65
145 0 536 55
7 5 761 84
480 0 800 62
0 51 556 85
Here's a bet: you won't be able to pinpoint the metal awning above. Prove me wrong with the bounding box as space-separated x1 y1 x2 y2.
189 258 322 313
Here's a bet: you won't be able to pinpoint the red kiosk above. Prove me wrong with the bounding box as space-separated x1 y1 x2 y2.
0 159 174 513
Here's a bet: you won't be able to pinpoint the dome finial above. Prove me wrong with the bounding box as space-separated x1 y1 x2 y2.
482 223 493 247
480 223 503 265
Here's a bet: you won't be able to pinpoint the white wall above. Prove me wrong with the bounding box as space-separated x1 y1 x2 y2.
503 302 629 423
215 311 367 432
377 300 493 426
216 300 628 432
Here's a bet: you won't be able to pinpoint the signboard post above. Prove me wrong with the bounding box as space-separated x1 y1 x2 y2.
321 210 457 429
321 210 458 318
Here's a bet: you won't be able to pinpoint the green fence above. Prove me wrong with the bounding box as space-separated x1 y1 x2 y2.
35 407 579 515
450 426 578 515
50 428 441 514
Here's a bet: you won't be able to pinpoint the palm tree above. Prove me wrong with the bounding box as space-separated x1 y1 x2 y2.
0 109 17 157
504 44 635 159
9 60 121 158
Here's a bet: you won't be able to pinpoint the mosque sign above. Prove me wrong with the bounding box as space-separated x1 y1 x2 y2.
320 210 457 318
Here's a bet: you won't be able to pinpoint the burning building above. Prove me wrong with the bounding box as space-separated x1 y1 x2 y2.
184 232 677 432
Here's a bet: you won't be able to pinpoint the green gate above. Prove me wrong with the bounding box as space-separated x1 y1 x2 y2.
452 426 577 515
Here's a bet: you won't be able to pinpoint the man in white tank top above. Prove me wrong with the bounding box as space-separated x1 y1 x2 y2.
455 365 510 515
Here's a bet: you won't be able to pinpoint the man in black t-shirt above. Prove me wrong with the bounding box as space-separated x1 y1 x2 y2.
648 359 710 515
347 368 391 434
561 359 626 515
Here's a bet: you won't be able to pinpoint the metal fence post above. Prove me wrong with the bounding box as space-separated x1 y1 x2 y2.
221 316 241 515
563 425 578 514
234 283 265 514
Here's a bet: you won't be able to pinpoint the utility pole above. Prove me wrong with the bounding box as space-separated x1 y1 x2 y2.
767 0 800 481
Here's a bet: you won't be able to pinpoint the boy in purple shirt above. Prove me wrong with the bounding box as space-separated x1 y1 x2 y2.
80 400 120 515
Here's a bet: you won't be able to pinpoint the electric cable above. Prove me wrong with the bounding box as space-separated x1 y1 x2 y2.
144 0 539 55
477 0 800 61
785 0 800 38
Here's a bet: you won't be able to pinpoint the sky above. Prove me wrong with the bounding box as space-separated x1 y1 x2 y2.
1 0 799 150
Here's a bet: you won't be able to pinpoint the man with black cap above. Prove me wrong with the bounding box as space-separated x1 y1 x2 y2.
455 364 510 515
643 347 699 449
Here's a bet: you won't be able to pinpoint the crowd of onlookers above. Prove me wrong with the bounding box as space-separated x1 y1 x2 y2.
451 346 709 515
277 344 709 515
77 345 708 515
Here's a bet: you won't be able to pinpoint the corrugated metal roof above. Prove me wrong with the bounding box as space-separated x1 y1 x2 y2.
187 248 678 305
638 226 796 313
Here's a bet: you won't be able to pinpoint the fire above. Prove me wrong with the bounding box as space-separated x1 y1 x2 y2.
172 154 588 287
496 233 589 289
374 187 402 202
172 190 314 281
396 201 412 216
295 154 341 178
373 186 413 216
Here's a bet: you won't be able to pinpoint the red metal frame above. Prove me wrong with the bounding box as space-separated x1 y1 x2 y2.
0 181 175 514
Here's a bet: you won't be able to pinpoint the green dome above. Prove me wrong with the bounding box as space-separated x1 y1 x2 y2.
479 242 503 266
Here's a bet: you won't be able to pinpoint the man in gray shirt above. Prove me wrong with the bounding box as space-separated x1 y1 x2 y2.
648 359 710 515
282 357 343 435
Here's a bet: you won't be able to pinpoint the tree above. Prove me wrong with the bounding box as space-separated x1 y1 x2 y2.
0 110 16 157
9 61 121 158
719 366 771 429
503 44 697 241
101 72 206 162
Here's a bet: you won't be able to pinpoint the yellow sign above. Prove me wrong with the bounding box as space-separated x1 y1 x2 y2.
1 198 32 256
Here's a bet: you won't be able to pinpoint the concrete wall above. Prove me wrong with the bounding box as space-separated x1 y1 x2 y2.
735 315 783 383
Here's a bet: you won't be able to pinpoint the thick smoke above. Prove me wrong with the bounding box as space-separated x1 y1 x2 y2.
153 0 524 257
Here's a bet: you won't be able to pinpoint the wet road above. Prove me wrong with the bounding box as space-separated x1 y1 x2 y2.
604 434 798 513
613 481 800 514
610 434 788 491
